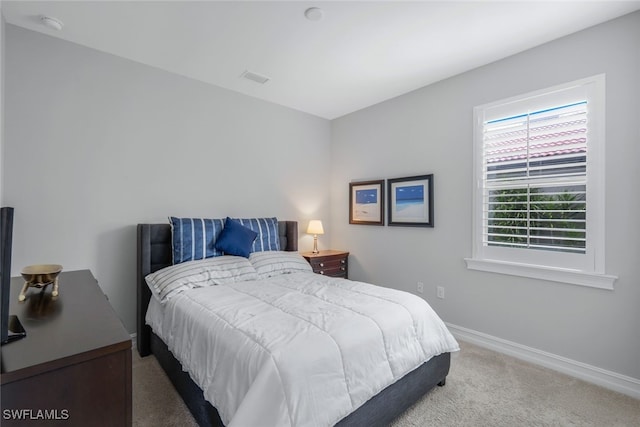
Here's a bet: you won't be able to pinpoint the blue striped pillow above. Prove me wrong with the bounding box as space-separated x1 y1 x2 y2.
170 217 225 264
233 217 280 252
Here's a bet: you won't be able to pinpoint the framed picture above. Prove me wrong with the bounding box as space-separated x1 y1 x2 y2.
349 180 385 225
387 174 434 227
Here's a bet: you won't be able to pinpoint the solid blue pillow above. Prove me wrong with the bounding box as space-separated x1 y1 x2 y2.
214 217 258 258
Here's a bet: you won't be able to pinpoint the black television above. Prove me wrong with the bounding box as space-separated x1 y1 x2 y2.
1 206 25 345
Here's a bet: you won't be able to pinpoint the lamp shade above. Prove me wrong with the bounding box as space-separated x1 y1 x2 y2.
306 220 324 235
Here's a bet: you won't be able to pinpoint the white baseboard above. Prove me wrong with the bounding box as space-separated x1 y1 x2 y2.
446 323 640 400
130 332 137 350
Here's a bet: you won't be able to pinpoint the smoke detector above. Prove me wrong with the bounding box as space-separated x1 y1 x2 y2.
304 7 324 21
40 16 64 31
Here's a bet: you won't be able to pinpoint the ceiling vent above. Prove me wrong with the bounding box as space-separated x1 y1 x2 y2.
240 70 270 85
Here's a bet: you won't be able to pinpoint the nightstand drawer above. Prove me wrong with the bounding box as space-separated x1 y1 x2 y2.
308 258 347 276
301 250 349 279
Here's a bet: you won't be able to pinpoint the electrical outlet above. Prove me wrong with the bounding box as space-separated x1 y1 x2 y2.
437 286 445 299
416 282 424 294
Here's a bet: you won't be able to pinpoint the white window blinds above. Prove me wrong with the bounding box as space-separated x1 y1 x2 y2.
468 75 614 288
482 101 588 254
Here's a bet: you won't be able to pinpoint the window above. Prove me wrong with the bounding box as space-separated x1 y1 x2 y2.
466 75 616 289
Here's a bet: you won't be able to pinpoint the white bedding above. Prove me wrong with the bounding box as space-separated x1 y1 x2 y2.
146 272 459 427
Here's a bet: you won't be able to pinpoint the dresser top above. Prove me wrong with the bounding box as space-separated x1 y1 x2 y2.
1 270 131 384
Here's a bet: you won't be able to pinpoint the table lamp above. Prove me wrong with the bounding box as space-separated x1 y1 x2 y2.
306 220 324 254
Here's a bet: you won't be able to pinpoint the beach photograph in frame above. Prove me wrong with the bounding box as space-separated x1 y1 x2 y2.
388 174 434 227
349 180 385 225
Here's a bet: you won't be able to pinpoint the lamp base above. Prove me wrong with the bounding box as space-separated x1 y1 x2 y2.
312 235 319 254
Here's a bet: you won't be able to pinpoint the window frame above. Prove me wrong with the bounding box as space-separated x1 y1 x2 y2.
465 75 617 289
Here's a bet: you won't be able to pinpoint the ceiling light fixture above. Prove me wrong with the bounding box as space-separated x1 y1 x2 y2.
304 7 324 21
40 16 64 31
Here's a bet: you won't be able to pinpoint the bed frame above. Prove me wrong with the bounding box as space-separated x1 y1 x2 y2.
137 221 450 427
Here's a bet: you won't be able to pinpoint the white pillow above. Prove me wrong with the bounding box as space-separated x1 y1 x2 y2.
146 256 258 303
249 251 313 279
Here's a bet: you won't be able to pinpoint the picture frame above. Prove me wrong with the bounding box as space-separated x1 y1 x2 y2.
349 180 385 225
387 174 434 227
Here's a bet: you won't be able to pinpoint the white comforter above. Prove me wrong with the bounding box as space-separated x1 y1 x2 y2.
147 272 459 427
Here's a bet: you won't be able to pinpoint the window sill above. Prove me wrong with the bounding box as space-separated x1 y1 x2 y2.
464 258 617 290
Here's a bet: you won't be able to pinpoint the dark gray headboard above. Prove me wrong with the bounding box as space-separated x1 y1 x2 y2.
136 221 298 356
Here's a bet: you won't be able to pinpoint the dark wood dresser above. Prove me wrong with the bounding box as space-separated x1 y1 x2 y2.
1 270 132 426
301 250 349 279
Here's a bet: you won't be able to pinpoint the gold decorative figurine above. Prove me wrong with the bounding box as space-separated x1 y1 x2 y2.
19 264 63 301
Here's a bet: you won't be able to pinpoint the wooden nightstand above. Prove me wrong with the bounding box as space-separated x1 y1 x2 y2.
301 250 349 279
1 270 132 426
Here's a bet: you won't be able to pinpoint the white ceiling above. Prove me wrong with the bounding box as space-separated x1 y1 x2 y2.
3 1 640 119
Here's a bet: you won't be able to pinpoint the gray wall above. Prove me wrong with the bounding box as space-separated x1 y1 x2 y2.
4 25 331 332
330 11 639 380
3 10 639 384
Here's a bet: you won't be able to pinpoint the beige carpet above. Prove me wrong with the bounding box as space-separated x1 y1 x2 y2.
133 340 640 426
132 347 199 427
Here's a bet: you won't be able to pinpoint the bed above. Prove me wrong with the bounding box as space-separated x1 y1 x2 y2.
137 220 458 426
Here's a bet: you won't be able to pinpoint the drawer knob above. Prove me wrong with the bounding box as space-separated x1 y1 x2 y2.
341 267 346 271
341 259 346 264
319 263 324 267
319 271 324 275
